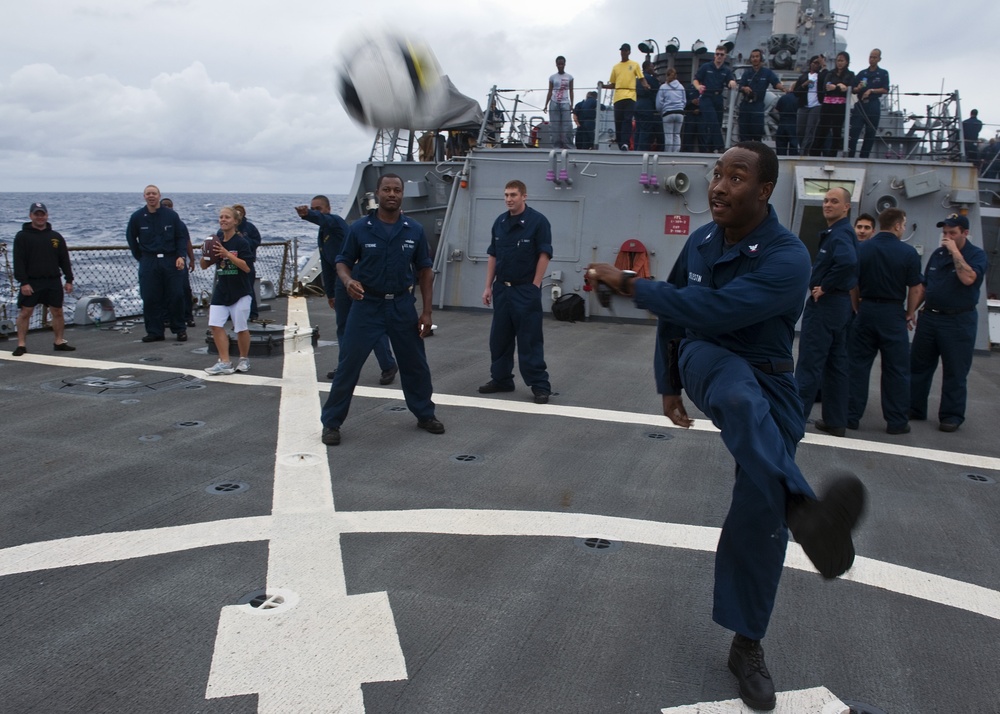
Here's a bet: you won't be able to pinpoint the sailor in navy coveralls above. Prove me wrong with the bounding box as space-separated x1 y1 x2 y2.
693 46 737 152
125 184 189 342
586 143 865 712
737 50 783 142
847 208 923 434
320 174 443 446
793 187 858 436
297 195 397 384
848 49 890 159
479 180 552 404
909 213 987 432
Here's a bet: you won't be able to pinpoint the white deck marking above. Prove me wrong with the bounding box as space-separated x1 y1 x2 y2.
6 348 997 471
203 297 406 713
0 516 272 576
0 350 286 386
4 322 1000 710
660 686 849 713
4 508 1000 623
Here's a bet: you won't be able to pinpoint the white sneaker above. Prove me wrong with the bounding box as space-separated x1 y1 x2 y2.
204 360 235 375
235 357 250 373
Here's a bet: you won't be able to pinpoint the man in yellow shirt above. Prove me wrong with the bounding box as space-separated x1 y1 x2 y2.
606 43 649 151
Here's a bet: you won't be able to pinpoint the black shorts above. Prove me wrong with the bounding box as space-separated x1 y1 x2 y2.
17 278 65 309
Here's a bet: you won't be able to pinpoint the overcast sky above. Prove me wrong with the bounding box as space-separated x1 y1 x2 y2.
1 0 997 195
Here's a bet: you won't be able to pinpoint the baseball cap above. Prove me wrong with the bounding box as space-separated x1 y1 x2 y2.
620 43 631 51
29 202 47 214
936 213 969 230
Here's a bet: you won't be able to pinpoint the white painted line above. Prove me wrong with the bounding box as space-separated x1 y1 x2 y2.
334 508 1000 622
204 296 406 713
334 508 722 551
345 385 1000 471
660 685 849 713
0 516 272 577
0 351 285 387
3 307 1000 711
7 341 998 471
10 506 999 624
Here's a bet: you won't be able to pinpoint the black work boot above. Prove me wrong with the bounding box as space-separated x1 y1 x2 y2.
787 472 866 579
728 634 776 711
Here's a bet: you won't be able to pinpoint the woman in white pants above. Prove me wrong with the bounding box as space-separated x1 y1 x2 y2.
656 68 686 153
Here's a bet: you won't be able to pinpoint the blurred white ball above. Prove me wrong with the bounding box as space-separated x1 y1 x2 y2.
336 31 446 130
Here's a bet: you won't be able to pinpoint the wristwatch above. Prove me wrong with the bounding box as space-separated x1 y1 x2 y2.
620 270 637 294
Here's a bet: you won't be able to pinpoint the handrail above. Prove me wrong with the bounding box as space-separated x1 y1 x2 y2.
1 242 293 330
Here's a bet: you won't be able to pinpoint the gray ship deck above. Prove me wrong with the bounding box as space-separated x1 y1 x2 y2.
2 296 998 714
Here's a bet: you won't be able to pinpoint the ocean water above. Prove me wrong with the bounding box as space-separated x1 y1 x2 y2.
0 192 348 249
0 192 347 329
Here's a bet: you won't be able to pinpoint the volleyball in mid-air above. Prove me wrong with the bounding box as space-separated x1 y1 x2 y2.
336 31 447 130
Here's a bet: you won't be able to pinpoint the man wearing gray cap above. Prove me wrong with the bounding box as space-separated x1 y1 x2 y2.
12 203 75 356
909 213 987 432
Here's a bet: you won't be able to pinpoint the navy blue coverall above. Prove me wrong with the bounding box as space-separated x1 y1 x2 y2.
694 62 735 152
774 91 799 156
848 66 890 158
737 66 780 142
302 209 396 372
321 212 436 429
126 205 189 338
847 232 923 430
487 205 552 394
794 216 858 428
634 206 814 640
910 240 987 426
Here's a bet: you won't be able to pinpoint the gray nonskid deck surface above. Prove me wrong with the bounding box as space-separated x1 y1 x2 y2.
0 296 998 713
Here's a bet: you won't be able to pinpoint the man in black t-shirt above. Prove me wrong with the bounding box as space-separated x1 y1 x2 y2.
12 202 76 356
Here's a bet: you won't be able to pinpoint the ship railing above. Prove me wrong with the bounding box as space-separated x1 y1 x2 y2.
365 82 972 165
979 178 1000 207
725 9 849 33
476 85 625 151
0 241 295 333
479 83 873 159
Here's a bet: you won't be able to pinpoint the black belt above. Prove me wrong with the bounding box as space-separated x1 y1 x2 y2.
365 288 411 299
750 360 794 375
922 306 974 316
863 297 901 304
499 280 530 287
661 110 684 116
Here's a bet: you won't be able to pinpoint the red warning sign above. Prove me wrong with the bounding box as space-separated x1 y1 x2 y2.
664 215 690 235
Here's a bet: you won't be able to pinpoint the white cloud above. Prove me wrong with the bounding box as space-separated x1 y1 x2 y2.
0 0 998 192
0 60 370 192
